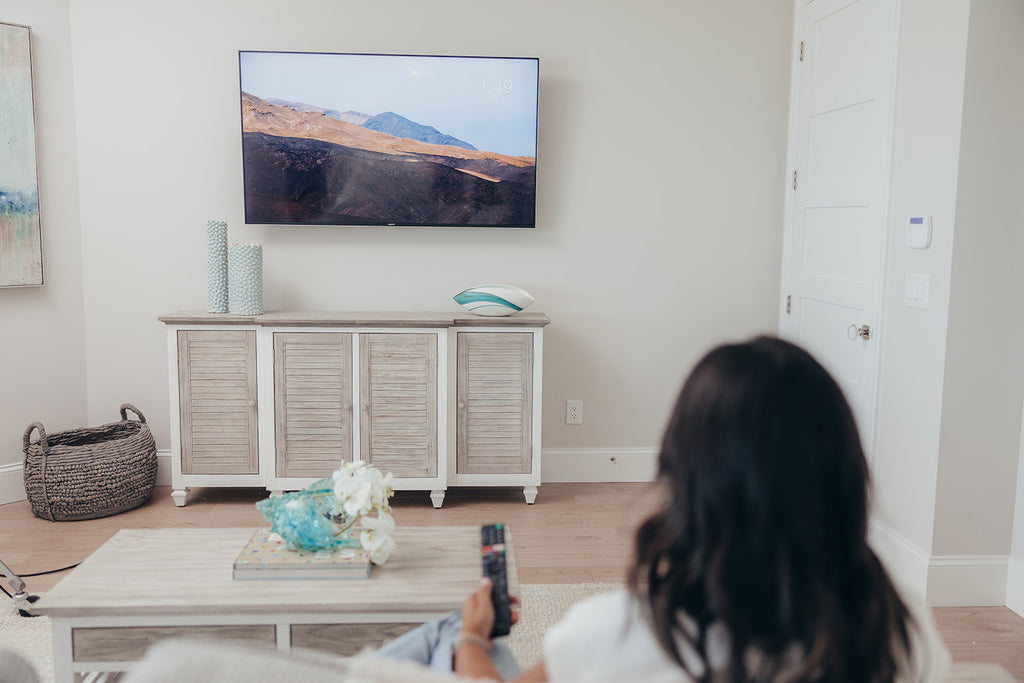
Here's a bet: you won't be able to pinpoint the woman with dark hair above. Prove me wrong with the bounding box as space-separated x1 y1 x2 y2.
388 336 949 681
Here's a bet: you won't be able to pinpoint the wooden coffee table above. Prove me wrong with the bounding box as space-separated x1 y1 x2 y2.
34 526 517 683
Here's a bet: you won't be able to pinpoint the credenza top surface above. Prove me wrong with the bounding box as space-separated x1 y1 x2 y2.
158 311 550 327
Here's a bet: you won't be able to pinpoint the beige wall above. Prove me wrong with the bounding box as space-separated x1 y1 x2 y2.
65 0 792 456
0 0 87 502
934 0 1024 558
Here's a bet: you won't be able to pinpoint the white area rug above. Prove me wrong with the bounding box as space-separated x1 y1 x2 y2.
0 598 53 682
0 583 618 683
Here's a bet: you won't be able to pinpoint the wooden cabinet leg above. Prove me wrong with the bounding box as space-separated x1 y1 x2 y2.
171 488 189 507
523 486 538 505
430 490 446 509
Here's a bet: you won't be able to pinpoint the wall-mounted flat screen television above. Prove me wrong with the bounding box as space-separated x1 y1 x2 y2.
239 51 539 228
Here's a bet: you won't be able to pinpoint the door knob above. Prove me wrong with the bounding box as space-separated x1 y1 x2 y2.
847 324 871 341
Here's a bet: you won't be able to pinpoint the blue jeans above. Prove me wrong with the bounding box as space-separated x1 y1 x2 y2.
375 611 520 680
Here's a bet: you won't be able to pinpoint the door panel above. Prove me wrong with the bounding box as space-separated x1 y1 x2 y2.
178 330 258 475
274 332 353 478
457 332 533 475
359 334 438 478
784 0 897 453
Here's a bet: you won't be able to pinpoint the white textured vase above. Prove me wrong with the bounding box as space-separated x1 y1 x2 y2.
206 220 228 313
228 243 264 315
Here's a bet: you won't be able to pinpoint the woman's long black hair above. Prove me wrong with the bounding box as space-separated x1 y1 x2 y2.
628 337 913 682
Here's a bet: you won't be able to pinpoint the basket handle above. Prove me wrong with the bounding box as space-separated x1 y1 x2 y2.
120 403 147 423
23 422 48 453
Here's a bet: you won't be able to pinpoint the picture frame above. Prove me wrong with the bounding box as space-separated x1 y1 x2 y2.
0 21 43 287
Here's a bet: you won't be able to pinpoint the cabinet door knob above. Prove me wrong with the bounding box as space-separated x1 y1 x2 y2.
457 402 465 409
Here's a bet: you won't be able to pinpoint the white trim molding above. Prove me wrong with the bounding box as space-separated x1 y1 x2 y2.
156 450 171 486
869 519 931 599
0 462 25 505
1003 556 1024 618
1 451 173 506
870 519 1012 606
926 555 1010 607
541 447 658 483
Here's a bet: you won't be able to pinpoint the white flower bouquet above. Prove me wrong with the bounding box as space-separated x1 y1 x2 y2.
256 461 397 564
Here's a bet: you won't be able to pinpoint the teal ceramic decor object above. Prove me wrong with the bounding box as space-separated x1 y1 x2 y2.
454 284 534 317
228 243 264 315
206 220 228 313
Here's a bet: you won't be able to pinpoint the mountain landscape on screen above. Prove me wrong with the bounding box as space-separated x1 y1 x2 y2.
241 93 537 226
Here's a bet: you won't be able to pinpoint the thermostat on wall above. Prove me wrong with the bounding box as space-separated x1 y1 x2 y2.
905 214 932 249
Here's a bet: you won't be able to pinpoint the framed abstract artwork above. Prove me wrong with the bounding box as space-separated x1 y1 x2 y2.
0 22 42 287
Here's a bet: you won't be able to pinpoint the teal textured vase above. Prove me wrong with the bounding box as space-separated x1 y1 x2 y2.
228 243 264 315
206 220 228 313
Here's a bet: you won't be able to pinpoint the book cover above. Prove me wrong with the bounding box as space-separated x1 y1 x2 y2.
232 528 371 580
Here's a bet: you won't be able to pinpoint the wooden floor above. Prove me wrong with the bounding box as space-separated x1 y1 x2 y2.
2 483 1022 678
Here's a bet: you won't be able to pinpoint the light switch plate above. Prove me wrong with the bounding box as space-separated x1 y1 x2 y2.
904 273 930 309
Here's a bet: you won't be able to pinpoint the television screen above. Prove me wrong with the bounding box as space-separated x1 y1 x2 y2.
238 51 539 228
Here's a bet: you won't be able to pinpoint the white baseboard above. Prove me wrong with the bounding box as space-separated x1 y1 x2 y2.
0 462 25 505
870 519 1012 606
869 519 930 599
926 555 1010 606
1005 557 1024 618
155 450 171 486
7 448 650 503
0 451 173 506
541 447 658 483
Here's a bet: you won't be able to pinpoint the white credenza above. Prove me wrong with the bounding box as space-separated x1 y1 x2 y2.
159 311 549 508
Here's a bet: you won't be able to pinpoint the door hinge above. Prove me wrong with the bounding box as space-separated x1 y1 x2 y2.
785 295 791 315
792 170 798 190
798 41 805 62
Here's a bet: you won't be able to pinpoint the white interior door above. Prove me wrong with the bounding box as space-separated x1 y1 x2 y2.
781 0 898 455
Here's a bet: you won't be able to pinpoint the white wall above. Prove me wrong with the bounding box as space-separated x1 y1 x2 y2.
870 0 971 591
0 0 87 504
869 0 1024 608
64 0 793 472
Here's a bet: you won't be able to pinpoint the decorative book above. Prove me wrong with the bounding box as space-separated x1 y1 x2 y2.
232 528 371 580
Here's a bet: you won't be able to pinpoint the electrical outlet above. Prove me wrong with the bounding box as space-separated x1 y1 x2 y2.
566 400 583 425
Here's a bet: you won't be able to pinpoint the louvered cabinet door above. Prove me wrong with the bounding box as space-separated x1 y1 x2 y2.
359 334 438 478
177 330 258 475
457 332 533 475
274 333 353 478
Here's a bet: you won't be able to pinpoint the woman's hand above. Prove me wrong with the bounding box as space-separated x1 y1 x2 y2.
454 579 526 680
460 578 520 639
461 577 497 638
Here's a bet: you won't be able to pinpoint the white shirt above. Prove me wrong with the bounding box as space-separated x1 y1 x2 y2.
542 587 950 682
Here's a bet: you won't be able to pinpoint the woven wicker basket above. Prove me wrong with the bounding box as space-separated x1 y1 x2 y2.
23 404 158 522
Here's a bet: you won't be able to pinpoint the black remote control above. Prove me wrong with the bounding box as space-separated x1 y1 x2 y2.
481 523 512 638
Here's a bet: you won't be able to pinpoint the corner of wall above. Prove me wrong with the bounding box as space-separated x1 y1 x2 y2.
1008 557 1024 618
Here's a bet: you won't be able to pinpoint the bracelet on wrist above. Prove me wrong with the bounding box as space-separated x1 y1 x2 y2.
454 632 492 652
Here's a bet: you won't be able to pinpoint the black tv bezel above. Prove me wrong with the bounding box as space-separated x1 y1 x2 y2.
238 50 539 229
